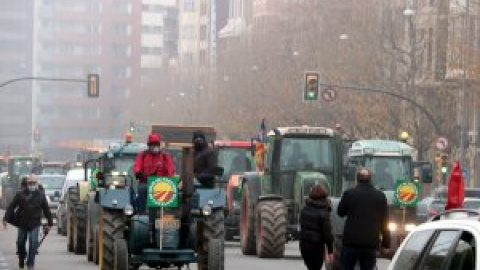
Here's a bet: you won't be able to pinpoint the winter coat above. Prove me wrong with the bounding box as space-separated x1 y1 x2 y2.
300 199 334 253
338 182 390 249
133 150 175 183
4 189 53 230
193 146 217 188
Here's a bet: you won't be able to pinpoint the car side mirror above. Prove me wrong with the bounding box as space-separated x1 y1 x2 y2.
54 191 60 197
413 162 433 184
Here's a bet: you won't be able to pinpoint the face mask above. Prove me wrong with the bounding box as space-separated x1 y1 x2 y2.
28 184 38 192
150 146 160 154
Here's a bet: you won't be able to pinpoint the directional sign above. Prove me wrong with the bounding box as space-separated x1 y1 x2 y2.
321 87 337 102
435 137 449 151
462 168 470 182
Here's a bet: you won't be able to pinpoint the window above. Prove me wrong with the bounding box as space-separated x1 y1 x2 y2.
112 43 131 57
447 232 475 270
141 46 162 55
279 137 333 171
422 230 462 269
184 0 195 12
113 23 131 36
142 25 162 34
393 229 435 270
111 66 131 78
112 1 132 14
200 25 207 40
200 0 208 15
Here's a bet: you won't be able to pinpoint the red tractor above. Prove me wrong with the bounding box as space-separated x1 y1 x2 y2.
215 140 254 241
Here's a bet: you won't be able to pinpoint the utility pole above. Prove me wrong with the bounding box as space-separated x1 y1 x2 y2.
459 0 470 167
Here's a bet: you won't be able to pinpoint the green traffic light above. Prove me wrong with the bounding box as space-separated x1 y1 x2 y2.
441 167 448 174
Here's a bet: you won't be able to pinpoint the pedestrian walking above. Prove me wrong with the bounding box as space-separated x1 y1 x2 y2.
299 183 334 270
337 168 390 270
2 175 53 270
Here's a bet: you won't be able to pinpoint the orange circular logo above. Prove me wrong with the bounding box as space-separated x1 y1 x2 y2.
152 181 175 203
395 182 419 206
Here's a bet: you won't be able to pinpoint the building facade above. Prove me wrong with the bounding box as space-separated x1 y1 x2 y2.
0 1 34 155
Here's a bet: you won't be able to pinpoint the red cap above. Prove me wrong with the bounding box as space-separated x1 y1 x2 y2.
148 133 161 144
125 133 133 143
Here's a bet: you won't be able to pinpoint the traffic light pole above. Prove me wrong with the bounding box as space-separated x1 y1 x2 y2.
0 76 86 90
319 82 441 135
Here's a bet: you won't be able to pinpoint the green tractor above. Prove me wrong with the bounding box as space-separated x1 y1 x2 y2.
97 146 226 270
328 139 433 269
239 126 345 258
1 155 42 208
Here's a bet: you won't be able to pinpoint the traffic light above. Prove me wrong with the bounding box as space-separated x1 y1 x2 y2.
303 72 319 101
87 74 100 98
129 121 135 132
441 154 448 175
33 129 40 142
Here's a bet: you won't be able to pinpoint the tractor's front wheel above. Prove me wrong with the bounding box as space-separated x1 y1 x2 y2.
255 200 287 258
93 224 100 265
198 210 225 270
74 204 87 254
240 185 256 255
102 210 126 270
114 238 129 270
67 187 79 252
86 210 93 262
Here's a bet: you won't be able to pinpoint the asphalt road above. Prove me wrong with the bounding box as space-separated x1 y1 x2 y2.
0 210 391 270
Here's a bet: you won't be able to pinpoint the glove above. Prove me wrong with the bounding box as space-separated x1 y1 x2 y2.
135 172 144 180
43 226 50 235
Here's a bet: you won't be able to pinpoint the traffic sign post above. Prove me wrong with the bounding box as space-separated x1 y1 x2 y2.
435 137 449 151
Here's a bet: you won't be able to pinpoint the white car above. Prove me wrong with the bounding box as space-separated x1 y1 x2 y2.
56 168 89 235
388 209 477 270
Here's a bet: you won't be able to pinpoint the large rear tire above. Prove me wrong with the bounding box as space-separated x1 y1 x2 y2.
93 224 99 265
240 185 256 255
67 187 79 252
102 210 125 270
114 238 128 270
255 200 287 258
74 204 87 254
86 209 93 262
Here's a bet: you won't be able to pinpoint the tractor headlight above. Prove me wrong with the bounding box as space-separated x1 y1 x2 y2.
405 223 416 232
202 205 212 216
124 204 134 216
388 222 397 232
112 180 119 186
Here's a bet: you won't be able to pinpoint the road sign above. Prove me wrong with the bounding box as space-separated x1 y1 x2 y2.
321 87 337 102
462 168 470 181
435 137 449 151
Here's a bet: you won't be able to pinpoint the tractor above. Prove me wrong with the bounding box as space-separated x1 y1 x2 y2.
328 139 433 269
239 126 345 258
214 140 254 241
97 145 226 270
1 155 42 208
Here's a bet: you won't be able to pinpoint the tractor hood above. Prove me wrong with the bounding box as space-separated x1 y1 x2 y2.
294 171 330 208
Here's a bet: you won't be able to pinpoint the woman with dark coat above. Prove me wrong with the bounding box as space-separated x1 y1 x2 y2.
299 184 334 270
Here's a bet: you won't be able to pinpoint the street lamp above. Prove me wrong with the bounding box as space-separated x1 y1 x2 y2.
339 34 349 40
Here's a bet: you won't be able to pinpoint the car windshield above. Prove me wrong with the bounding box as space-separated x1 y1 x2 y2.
104 156 136 174
464 200 480 210
38 176 65 189
365 157 411 191
41 166 65 175
218 148 252 177
280 137 333 171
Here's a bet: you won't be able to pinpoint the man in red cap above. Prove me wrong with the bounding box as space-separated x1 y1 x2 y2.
133 132 175 213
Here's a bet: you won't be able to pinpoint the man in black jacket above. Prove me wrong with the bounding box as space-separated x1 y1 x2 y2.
193 130 217 188
337 168 390 270
2 176 53 270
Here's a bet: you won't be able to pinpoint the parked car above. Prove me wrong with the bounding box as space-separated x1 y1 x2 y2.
463 198 480 210
388 209 477 270
37 175 65 218
57 168 88 235
416 197 446 222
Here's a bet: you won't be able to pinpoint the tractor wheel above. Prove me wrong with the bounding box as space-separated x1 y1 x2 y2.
67 187 79 252
74 204 87 254
93 224 99 265
255 200 287 258
198 210 225 270
86 211 93 262
207 238 224 270
240 185 256 255
326 235 343 270
114 238 129 270
102 210 126 270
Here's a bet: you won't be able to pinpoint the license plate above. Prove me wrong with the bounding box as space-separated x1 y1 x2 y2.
155 218 180 229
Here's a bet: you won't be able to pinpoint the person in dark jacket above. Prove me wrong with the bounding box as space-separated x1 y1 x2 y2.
193 130 217 188
337 168 390 270
300 183 334 270
2 176 53 270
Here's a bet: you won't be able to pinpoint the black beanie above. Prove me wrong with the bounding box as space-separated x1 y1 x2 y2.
193 130 206 141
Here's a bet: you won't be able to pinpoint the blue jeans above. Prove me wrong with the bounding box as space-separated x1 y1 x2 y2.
341 246 377 270
17 227 40 267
